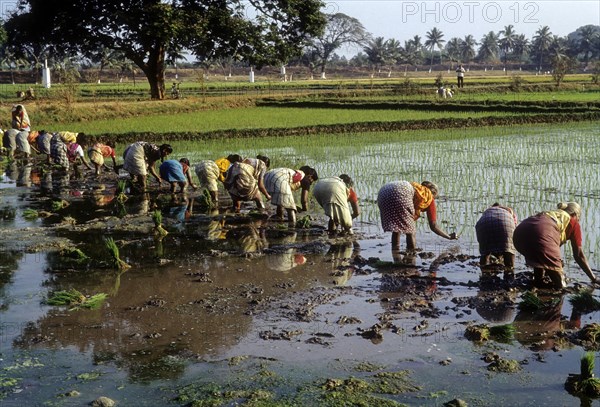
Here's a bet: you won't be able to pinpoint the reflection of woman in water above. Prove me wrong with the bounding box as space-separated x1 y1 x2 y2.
513 294 567 351
265 232 306 271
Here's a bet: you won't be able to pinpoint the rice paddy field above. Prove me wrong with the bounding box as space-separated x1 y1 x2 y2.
2 115 600 406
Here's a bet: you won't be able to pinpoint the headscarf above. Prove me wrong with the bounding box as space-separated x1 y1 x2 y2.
410 182 434 220
215 157 231 182
11 105 30 130
59 131 78 144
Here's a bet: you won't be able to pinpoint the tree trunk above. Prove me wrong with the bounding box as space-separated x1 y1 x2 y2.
140 46 166 100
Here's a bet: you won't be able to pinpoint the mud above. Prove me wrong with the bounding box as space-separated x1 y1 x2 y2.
1 160 600 405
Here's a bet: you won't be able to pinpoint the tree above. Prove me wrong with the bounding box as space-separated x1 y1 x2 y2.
91 46 124 83
532 25 553 71
424 27 445 70
498 24 517 68
403 35 423 67
460 35 477 64
304 13 369 79
551 54 576 86
512 34 530 64
363 37 387 72
477 31 499 63
568 25 600 64
445 37 462 66
5 0 326 99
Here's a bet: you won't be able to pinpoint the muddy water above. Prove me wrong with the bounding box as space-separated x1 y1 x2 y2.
2 127 600 405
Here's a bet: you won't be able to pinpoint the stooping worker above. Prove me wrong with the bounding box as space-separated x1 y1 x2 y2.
475 203 518 271
88 141 118 175
224 154 271 212
159 158 197 193
513 201 600 289
312 174 360 235
194 154 243 206
264 165 318 225
36 130 52 163
62 132 94 173
50 132 69 170
377 180 457 251
122 141 173 191
3 104 31 159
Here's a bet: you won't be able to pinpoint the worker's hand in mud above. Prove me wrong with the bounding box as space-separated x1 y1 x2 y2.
449 232 458 240
296 206 305 212
592 277 600 285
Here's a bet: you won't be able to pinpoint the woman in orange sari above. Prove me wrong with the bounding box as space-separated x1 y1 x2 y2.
378 180 457 250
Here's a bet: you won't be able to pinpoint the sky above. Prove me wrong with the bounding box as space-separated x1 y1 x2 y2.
329 0 600 56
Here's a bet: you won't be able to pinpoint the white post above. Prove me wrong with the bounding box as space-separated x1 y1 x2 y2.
42 59 51 88
249 67 255 83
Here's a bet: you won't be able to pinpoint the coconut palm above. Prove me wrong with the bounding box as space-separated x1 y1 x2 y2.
445 37 462 66
477 31 499 63
384 38 402 76
498 24 517 68
533 25 553 71
404 35 423 66
363 36 387 73
512 34 530 64
460 35 477 65
424 27 445 71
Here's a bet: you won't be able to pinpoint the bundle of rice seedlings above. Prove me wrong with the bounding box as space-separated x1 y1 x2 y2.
565 352 600 398
152 210 168 237
295 215 311 229
518 291 544 311
46 289 86 306
46 289 107 311
22 208 39 220
197 189 213 209
116 179 128 202
489 323 516 343
104 237 131 270
569 291 600 313
51 200 69 212
60 247 89 261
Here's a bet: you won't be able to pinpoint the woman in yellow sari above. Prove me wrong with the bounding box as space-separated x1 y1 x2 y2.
377 180 457 250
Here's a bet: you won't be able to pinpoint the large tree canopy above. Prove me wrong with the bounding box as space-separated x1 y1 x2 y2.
5 0 326 99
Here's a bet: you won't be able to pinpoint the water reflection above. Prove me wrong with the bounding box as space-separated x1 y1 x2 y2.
513 294 579 351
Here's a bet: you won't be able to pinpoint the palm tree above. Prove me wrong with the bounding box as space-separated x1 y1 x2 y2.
498 24 517 69
445 37 462 67
363 37 387 73
575 25 599 64
166 45 186 80
384 38 402 76
533 25 553 72
477 31 499 63
460 35 477 65
512 34 530 65
93 46 124 83
404 35 424 67
425 27 445 71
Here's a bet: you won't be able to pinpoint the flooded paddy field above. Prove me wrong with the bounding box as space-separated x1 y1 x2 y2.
1 122 600 406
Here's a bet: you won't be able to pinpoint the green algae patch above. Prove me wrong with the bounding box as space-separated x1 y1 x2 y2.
487 359 522 373
353 362 387 372
370 371 422 394
320 377 406 406
176 383 276 407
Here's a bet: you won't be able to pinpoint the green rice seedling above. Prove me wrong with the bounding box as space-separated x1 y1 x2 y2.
518 291 544 311
569 291 600 313
60 247 89 261
565 352 600 398
46 289 107 311
22 208 39 220
104 237 131 270
152 210 169 238
489 323 516 343
196 189 214 210
51 199 68 212
295 215 311 229
46 289 86 306
116 179 128 202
